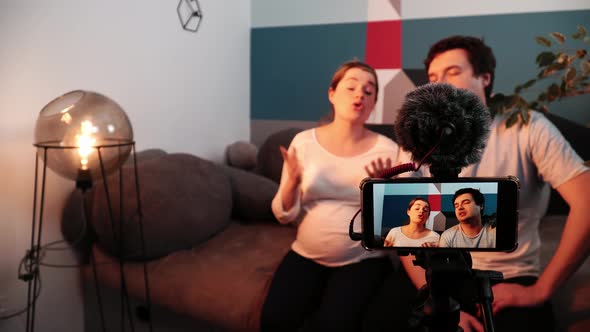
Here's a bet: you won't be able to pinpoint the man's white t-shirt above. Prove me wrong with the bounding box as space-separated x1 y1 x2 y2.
460 112 588 279
438 223 496 248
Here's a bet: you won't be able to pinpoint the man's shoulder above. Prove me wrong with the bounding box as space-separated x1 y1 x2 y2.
491 111 554 135
485 223 496 233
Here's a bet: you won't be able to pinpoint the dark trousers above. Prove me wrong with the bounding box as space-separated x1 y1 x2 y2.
260 250 392 332
362 267 556 332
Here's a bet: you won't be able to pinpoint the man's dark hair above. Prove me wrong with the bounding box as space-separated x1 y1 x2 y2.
453 188 485 213
424 35 496 105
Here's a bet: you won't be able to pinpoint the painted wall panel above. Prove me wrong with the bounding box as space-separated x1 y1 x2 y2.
251 23 367 121
251 2 590 145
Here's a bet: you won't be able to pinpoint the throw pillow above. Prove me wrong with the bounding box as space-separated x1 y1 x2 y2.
88 153 233 260
255 128 302 183
225 141 258 171
221 165 278 222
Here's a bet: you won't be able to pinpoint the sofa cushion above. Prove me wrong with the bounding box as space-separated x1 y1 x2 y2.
255 127 302 183
88 153 233 260
221 165 278 222
225 141 258 171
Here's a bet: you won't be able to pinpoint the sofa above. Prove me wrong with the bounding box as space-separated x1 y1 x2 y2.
61 113 590 332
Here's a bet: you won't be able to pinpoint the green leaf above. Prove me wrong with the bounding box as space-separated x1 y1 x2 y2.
506 111 520 128
538 92 547 101
488 94 506 116
560 80 568 97
550 32 566 44
535 36 552 47
536 52 556 67
507 95 520 109
572 25 587 40
547 83 561 101
520 109 530 124
543 62 567 76
565 67 577 82
522 79 536 89
516 95 529 109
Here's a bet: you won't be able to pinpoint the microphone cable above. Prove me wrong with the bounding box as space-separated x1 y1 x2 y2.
349 132 448 241
377 127 451 178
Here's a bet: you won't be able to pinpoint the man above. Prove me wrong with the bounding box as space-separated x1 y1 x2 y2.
396 35 590 332
439 188 496 248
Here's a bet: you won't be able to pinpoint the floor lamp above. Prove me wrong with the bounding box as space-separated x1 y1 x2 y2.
23 90 153 332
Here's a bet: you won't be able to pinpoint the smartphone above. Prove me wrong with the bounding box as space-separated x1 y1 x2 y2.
360 177 519 252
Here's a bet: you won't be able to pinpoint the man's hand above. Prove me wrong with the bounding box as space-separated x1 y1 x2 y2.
365 157 392 177
492 283 546 314
459 310 484 332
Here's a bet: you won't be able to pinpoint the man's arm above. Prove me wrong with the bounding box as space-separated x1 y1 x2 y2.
535 170 590 299
400 255 427 288
493 171 590 310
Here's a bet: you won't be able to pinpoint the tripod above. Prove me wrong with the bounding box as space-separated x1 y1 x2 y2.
408 250 503 332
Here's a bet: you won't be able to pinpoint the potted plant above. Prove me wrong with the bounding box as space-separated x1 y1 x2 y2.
489 25 590 128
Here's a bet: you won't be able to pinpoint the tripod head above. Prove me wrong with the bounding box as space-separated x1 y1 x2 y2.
409 250 471 332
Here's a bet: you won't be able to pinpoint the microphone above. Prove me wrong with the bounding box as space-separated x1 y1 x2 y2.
394 83 491 179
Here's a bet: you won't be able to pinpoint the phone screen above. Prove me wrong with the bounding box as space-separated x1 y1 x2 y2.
360 177 519 252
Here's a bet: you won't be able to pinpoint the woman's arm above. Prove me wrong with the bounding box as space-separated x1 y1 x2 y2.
271 145 303 224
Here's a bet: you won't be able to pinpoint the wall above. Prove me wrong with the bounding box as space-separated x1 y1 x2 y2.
0 0 250 330
251 0 590 146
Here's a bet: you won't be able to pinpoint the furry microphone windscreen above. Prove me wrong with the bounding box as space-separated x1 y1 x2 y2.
394 83 491 170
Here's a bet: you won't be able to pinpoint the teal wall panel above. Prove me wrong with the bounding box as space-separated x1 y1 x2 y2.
251 23 367 121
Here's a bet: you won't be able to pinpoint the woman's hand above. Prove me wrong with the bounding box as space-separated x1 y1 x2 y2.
365 157 392 177
280 146 302 189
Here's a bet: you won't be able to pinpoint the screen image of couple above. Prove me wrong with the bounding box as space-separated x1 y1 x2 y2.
373 182 498 249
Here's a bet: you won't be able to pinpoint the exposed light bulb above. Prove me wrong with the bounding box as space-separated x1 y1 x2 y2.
76 120 96 170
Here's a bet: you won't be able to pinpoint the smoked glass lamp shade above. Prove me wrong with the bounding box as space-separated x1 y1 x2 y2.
34 90 134 182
